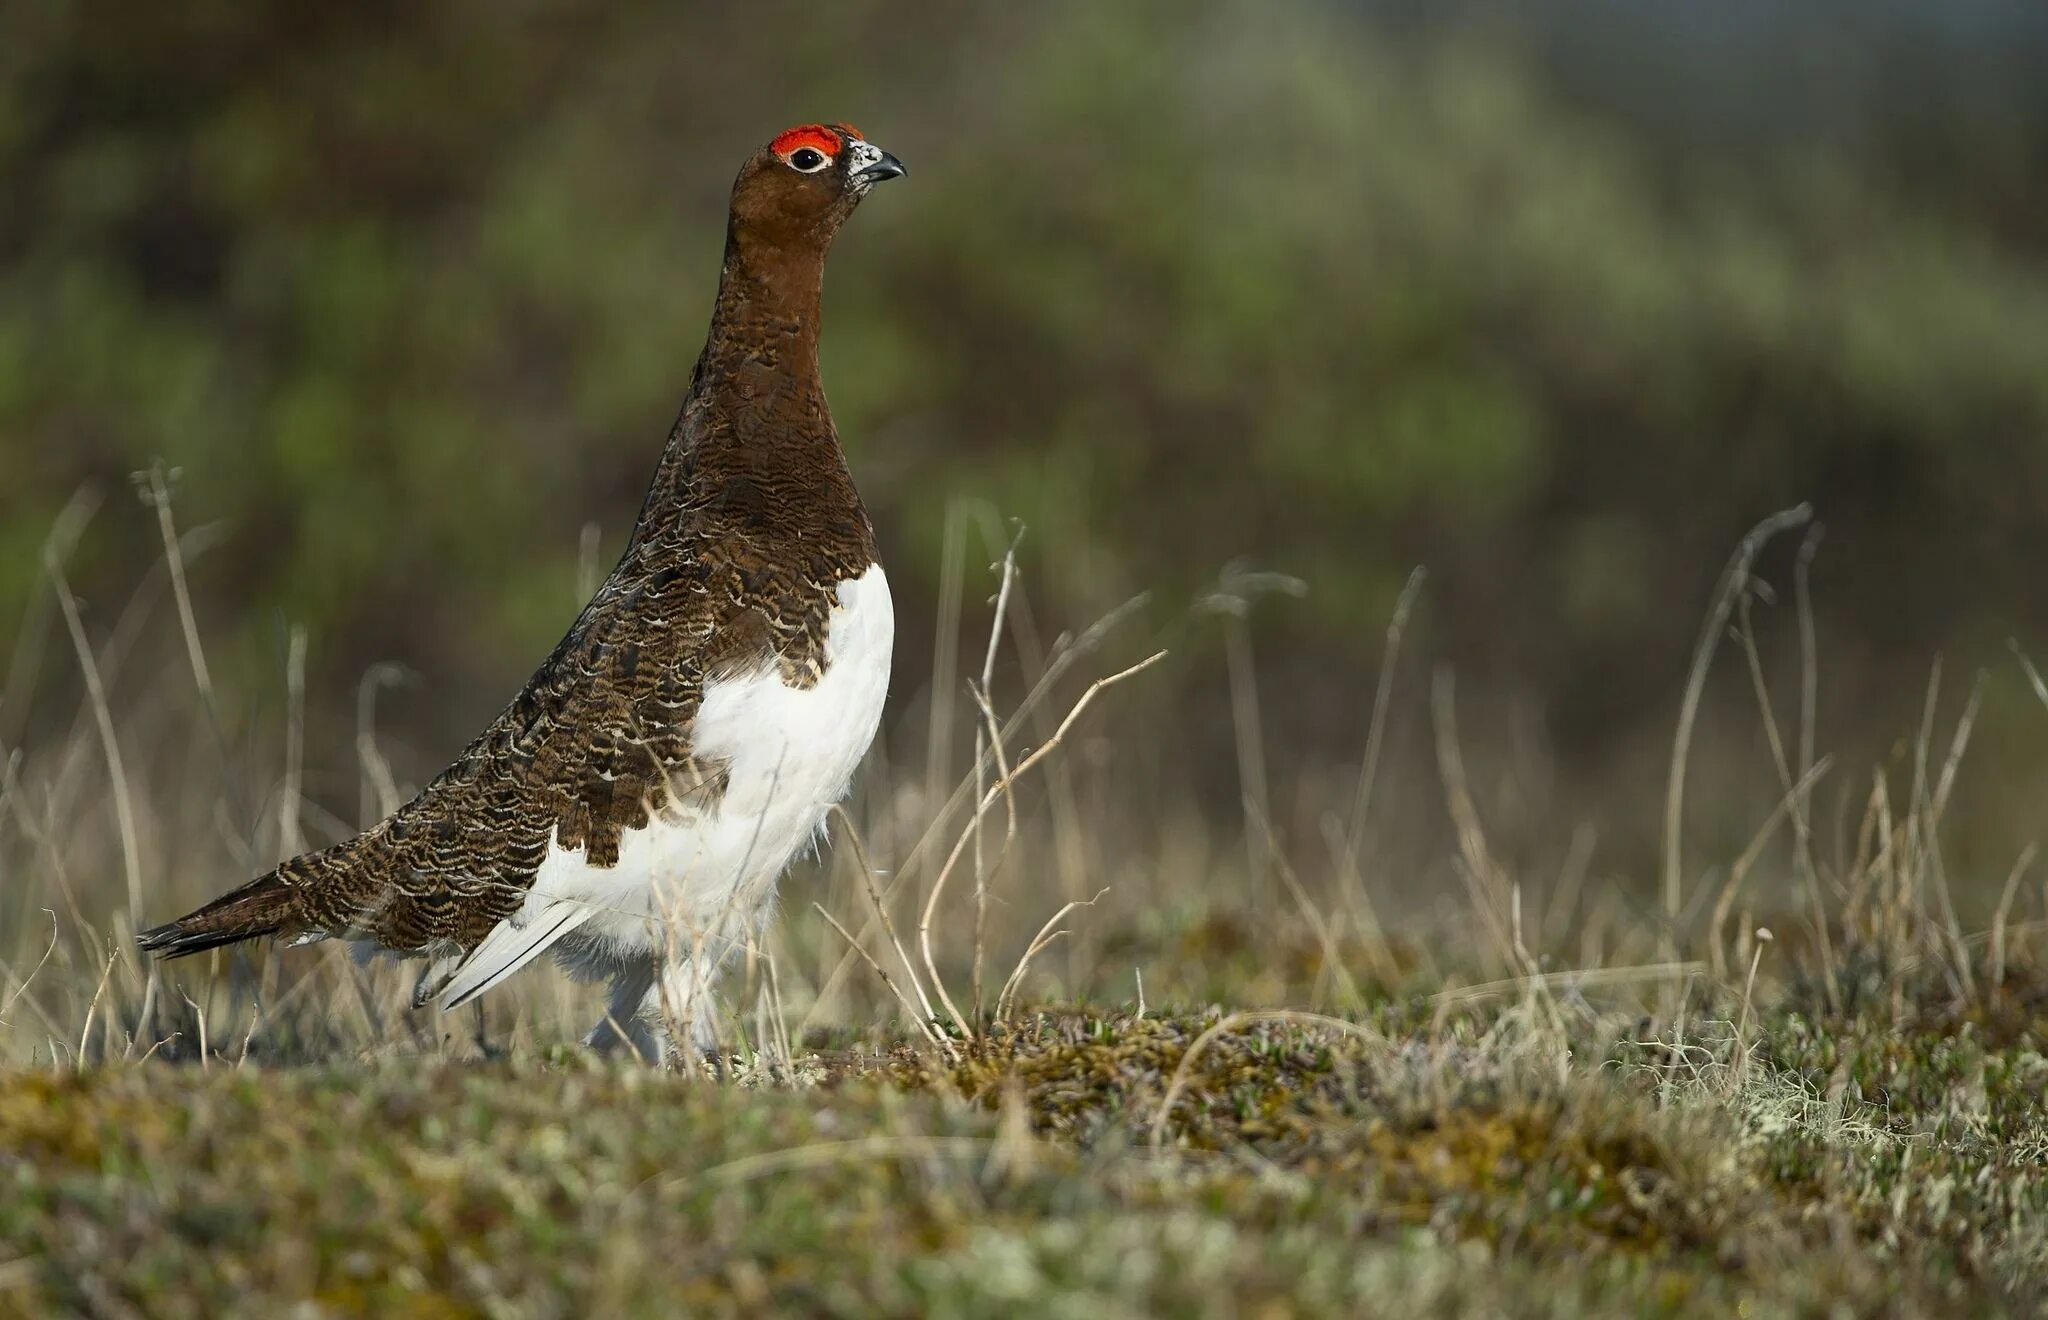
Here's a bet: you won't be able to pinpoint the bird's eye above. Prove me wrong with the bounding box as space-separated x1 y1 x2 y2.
788 147 829 173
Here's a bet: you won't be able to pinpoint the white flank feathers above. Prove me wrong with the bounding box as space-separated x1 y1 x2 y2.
434 564 894 1040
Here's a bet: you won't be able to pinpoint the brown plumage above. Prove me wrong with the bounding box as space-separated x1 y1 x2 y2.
140 125 904 1051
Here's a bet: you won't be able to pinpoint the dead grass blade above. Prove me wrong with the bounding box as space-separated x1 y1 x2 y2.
919 651 1167 1039
1663 503 1812 938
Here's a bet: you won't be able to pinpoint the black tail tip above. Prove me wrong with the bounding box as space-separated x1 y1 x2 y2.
136 921 243 959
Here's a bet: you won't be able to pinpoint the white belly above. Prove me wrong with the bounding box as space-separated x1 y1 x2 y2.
539 563 894 957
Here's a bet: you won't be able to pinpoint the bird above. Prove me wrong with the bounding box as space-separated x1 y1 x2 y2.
139 123 907 1063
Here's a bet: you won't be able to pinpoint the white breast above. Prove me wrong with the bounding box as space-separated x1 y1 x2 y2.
581 561 894 936
689 561 896 860
436 564 895 1006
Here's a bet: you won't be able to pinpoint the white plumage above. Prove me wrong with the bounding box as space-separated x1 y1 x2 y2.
433 564 894 1057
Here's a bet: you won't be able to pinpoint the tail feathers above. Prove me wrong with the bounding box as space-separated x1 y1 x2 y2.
436 899 597 1011
137 872 301 959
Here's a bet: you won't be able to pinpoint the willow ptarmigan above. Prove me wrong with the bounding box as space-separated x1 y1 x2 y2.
140 124 906 1062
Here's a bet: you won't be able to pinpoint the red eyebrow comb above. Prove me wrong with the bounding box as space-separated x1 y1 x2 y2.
770 125 845 158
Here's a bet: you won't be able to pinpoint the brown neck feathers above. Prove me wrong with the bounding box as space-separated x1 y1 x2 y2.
699 228 829 387
632 209 872 568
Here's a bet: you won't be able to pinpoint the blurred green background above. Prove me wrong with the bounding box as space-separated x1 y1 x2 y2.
5 0 2048 878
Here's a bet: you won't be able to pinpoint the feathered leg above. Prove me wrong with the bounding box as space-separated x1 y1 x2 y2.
586 953 661 1062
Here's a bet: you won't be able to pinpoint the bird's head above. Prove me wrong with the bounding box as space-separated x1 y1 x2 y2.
728 123 905 249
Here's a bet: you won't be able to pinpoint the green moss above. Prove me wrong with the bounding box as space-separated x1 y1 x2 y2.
8 979 2048 1313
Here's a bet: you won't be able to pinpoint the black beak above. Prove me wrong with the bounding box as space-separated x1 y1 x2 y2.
852 150 906 185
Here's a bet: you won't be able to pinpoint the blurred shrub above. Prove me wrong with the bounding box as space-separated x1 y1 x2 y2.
3 0 2046 827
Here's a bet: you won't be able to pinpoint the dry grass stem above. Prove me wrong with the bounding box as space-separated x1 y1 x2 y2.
1708 756 1833 983
1992 843 2037 989
45 545 144 923
971 531 1023 1025
994 887 1108 1021
1346 565 1426 858
1431 667 1515 970
812 902 944 1051
918 650 1167 1039
1662 502 1812 934
1427 962 1706 1007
